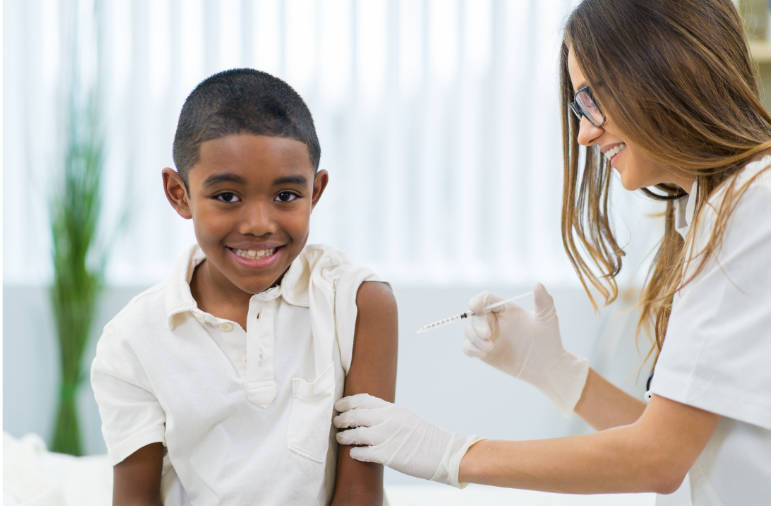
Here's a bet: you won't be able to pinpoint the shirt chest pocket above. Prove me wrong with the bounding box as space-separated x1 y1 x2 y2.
287 363 336 463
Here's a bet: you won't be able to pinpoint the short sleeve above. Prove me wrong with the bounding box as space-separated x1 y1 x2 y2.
650 179 771 430
90 326 167 465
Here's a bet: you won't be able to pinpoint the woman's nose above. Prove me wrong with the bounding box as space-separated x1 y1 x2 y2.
576 116 603 146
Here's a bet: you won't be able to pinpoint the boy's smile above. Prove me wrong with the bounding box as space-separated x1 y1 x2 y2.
163 134 328 307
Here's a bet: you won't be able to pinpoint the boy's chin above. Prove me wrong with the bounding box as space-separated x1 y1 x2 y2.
223 273 282 297
229 264 294 296
227 264 289 294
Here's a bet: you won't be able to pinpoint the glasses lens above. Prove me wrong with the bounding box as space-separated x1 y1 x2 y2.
575 89 603 126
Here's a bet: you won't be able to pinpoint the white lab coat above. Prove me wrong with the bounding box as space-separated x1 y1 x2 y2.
651 157 771 506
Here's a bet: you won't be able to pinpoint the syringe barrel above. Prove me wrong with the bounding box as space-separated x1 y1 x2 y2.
416 311 475 333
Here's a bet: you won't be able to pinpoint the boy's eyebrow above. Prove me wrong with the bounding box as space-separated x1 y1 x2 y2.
273 175 309 186
202 173 246 188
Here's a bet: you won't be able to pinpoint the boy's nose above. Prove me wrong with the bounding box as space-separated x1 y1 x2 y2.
238 201 277 236
576 116 603 146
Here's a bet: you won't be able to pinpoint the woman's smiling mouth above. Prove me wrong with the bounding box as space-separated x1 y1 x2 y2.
603 143 626 165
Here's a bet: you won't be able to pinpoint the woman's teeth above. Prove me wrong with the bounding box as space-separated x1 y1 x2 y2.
605 143 626 160
233 248 276 260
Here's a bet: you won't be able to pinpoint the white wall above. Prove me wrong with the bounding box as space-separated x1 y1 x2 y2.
5 0 666 290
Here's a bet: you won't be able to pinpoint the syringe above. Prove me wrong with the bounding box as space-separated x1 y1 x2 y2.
414 291 533 334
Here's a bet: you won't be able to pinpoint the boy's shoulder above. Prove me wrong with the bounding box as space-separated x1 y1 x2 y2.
281 243 387 304
102 245 201 340
286 244 390 374
102 278 174 339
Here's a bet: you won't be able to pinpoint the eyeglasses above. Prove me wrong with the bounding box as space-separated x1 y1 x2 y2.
569 86 605 128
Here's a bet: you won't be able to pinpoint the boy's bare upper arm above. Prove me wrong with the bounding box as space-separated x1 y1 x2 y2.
113 442 164 506
332 281 398 505
345 281 398 400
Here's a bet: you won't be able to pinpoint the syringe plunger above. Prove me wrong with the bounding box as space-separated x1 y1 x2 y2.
414 291 533 335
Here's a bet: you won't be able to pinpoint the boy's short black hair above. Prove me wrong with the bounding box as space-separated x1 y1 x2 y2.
173 69 321 187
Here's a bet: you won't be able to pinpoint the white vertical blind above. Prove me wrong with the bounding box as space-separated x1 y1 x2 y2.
4 0 663 288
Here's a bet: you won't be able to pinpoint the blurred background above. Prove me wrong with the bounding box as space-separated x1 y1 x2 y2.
4 0 688 501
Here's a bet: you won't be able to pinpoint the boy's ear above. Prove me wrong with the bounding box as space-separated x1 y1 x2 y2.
162 168 193 219
311 169 329 211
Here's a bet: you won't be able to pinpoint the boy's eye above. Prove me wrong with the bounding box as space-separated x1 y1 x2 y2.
216 192 240 203
275 192 298 203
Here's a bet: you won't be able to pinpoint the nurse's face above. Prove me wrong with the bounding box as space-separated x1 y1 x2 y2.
567 48 693 193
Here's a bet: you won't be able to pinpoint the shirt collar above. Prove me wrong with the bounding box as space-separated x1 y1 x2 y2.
675 181 697 240
165 244 312 330
165 245 206 330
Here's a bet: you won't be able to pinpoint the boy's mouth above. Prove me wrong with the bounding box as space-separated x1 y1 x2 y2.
231 247 277 260
227 245 284 270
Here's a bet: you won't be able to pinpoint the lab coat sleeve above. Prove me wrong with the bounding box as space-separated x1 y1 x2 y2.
651 175 771 430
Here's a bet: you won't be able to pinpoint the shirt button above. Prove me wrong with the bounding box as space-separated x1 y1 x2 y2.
220 322 233 332
242 357 248 366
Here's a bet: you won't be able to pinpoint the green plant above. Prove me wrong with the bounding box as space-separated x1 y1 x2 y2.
49 95 105 456
49 0 107 456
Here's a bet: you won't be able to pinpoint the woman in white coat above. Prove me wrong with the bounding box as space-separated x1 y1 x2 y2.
334 1 771 504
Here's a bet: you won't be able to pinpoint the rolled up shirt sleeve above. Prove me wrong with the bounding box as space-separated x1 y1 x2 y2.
651 178 771 430
91 325 167 465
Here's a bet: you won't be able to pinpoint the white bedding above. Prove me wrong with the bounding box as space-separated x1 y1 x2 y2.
3 432 112 506
4 432 655 505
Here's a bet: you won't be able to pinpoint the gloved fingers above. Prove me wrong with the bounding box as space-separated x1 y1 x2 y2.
333 408 383 429
349 446 383 464
336 426 381 446
467 313 492 340
462 339 489 358
468 291 505 314
533 282 557 321
464 318 493 354
335 393 391 413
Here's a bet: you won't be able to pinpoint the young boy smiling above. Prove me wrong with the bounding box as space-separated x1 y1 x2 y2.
91 69 397 505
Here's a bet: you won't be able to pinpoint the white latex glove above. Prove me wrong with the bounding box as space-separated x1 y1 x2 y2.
333 394 484 488
463 282 589 417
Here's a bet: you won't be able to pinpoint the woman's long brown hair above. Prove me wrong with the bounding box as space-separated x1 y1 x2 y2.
561 0 771 365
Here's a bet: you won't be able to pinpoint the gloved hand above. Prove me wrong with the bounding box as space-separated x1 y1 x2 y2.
333 394 484 488
463 282 589 417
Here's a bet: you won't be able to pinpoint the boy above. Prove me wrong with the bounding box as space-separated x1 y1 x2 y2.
91 69 397 505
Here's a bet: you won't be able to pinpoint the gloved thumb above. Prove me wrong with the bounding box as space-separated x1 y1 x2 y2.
350 445 380 464
533 282 556 320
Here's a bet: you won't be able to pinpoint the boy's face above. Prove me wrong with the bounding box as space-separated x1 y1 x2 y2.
163 134 328 297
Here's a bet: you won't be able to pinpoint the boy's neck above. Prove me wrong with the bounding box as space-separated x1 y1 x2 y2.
190 260 254 330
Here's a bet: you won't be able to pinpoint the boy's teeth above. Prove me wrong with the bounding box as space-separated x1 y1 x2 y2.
605 143 626 160
233 248 276 259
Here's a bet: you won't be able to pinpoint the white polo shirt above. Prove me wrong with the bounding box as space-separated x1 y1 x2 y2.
91 243 386 505
650 157 771 506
